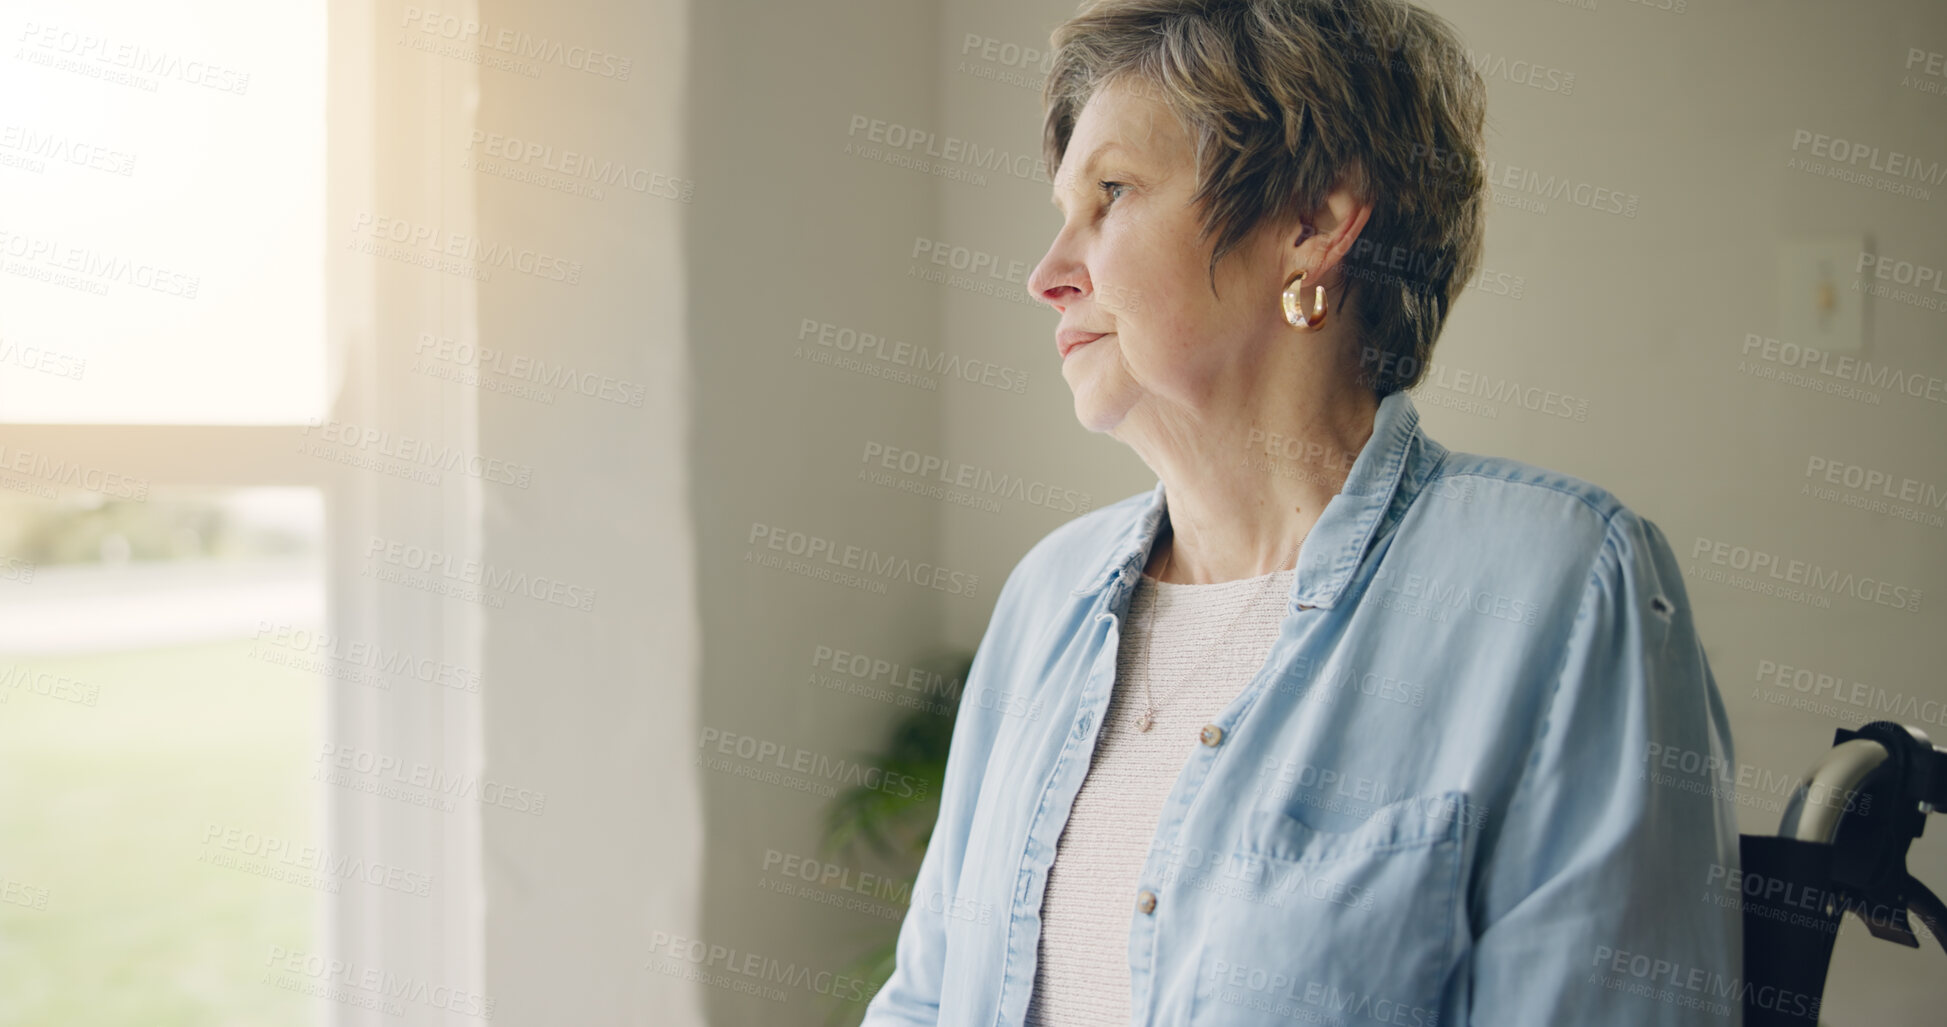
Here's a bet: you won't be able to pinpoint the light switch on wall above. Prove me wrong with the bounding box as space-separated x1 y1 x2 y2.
1778 238 1869 354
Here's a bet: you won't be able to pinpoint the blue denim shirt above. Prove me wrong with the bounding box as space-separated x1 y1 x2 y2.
861 390 1744 1027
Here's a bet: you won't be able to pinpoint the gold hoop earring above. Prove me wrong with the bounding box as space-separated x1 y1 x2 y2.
1282 269 1328 330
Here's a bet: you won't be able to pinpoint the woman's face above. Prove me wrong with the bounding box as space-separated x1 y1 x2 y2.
1029 77 1300 436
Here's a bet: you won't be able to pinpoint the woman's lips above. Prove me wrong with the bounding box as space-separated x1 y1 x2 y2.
1058 331 1108 360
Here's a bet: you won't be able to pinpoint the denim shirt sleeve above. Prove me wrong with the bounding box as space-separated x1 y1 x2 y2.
860 760 954 1026
1467 510 1744 1025
859 547 1043 1026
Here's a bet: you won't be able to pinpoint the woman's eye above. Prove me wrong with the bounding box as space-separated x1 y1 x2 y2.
1099 181 1129 205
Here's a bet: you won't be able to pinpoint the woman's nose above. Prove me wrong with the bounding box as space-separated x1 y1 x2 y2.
1029 247 1086 313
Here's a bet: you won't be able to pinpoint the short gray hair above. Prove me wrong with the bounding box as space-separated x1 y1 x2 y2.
1042 0 1489 397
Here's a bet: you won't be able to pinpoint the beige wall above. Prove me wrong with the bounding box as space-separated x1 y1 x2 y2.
681 0 947 1023
470 0 706 1021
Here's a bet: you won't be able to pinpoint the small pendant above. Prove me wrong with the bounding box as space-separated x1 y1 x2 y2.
1134 709 1155 732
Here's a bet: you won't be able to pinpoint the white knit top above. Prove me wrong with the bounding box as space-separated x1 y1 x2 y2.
1023 563 1296 1026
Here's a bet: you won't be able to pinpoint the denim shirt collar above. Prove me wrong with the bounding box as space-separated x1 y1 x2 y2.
1068 390 1425 615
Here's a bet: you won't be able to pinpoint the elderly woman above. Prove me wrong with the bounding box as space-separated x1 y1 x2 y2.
863 1 1740 1025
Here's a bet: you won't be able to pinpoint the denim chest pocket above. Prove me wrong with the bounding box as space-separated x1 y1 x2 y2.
1183 791 1472 1027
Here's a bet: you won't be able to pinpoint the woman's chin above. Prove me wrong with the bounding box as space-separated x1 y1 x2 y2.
1067 379 1132 434
1063 350 1144 432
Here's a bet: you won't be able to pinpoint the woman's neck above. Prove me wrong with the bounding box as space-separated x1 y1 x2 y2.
1134 394 1377 585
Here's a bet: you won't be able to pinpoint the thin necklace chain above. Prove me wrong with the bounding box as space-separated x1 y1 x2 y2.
1135 528 1305 733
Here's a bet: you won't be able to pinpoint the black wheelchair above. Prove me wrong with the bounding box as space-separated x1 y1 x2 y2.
1738 721 1947 1024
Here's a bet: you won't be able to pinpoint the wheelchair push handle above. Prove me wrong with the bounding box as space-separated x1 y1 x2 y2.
1776 721 1947 950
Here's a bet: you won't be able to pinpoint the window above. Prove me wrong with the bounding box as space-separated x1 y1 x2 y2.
0 2 483 1022
0 1 326 424
0 489 326 1023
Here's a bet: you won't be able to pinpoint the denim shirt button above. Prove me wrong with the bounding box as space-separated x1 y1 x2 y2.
1135 888 1157 915
1199 724 1224 747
